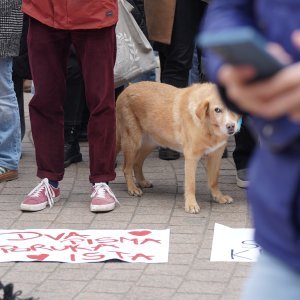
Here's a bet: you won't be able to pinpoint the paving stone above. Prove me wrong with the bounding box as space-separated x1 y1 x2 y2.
186 269 232 282
221 292 243 300
89 221 129 229
0 219 15 228
48 268 97 280
0 266 11 277
168 253 195 265
84 280 133 293
93 212 133 222
49 223 91 229
74 293 124 300
131 214 170 224
32 291 80 300
172 294 220 300
125 287 175 300
144 264 189 276
170 233 203 244
178 280 225 294
12 262 59 272
95 269 143 281
169 243 199 254
103 262 146 270
1 271 48 284
10 221 52 229
36 279 86 293
233 263 252 277
136 274 183 289
128 225 170 233
55 214 94 224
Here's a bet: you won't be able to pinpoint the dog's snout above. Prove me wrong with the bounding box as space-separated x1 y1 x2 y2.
226 123 235 134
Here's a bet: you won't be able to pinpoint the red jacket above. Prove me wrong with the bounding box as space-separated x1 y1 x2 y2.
22 0 118 30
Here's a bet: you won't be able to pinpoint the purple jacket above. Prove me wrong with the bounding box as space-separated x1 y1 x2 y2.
201 0 300 273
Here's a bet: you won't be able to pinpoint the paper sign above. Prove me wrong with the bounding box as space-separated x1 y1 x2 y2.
0 229 170 263
210 223 261 262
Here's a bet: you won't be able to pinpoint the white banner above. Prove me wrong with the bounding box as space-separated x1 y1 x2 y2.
210 223 261 262
0 229 170 263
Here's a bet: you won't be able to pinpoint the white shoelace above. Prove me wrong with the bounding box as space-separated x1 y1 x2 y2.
0 166 8 174
91 183 120 205
27 178 56 208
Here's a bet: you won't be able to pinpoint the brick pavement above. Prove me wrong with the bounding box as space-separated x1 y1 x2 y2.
0 93 253 300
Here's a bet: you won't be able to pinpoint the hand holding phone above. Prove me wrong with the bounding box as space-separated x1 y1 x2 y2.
198 27 285 80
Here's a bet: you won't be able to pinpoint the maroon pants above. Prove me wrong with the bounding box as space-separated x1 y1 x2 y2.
27 18 117 183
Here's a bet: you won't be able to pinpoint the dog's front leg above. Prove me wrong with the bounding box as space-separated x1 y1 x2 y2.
206 145 233 204
184 155 200 214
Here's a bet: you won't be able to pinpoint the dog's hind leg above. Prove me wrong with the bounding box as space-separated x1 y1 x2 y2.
206 144 233 204
134 139 156 189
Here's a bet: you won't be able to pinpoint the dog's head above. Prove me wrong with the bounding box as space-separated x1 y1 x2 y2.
194 84 241 137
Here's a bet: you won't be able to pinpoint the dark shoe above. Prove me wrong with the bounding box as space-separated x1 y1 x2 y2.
236 168 249 188
0 167 18 183
222 148 228 158
78 127 88 142
64 127 82 168
159 148 180 160
64 141 82 168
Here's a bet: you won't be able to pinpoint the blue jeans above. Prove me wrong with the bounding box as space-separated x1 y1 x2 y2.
242 251 300 300
0 58 21 170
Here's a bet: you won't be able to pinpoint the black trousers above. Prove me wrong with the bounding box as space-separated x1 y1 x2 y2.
64 47 87 128
233 120 256 170
12 74 25 140
155 0 207 88
13 14 31 141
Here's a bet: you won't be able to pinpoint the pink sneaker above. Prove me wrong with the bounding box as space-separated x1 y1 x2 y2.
90 183 119 212
20 178 60 211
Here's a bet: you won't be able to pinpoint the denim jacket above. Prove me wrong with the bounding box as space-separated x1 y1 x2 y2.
201 0 300 273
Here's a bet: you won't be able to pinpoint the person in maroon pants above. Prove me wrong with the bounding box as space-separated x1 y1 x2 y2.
20 0 119 213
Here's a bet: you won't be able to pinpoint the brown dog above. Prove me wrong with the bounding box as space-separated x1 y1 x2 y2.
116 81 240 213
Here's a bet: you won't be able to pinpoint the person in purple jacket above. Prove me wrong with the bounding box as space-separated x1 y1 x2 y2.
200 1 300 299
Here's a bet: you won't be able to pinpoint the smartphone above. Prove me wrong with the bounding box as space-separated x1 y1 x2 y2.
197 27 284 80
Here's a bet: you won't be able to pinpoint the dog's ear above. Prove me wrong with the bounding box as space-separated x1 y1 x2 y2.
196 100 209 121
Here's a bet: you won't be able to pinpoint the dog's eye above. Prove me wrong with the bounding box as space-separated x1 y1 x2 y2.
214 107 222 113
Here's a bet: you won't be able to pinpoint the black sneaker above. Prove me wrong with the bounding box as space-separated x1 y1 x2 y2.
236 168 249 188
64 141 82 168
64 127 83 168
78 127 88 142
159 148 180 160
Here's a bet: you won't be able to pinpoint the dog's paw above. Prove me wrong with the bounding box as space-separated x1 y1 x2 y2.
128 187 143 197
137 180 153 189
185 203 200 214
214 194 233 204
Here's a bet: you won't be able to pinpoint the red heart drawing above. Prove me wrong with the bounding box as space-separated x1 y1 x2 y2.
129 230 152 236
27 254 49 261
